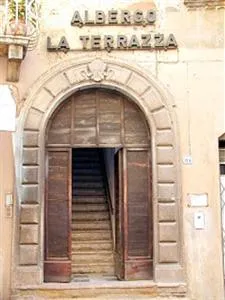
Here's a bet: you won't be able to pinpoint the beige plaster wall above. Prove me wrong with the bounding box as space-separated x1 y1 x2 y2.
158 55 224 299
0 0 224 299
0 132 14 300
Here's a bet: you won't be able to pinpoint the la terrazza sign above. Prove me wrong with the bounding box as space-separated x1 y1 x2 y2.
47 10 178 52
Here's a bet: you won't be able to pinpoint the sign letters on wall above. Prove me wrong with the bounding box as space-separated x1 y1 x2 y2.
47 10 178 52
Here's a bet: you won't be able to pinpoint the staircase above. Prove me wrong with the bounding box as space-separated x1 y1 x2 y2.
72 148 115 280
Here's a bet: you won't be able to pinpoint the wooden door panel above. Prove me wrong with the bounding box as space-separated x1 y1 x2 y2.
125 149 153 280
47 101 72 145
98 90 122 145
72 92 97 145
124 101 149 146
47 89 149 147
44 149 72 282
46 200 70 258
127 151 149 257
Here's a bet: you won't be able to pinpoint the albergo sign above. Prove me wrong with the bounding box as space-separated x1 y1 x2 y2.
47 9 178 52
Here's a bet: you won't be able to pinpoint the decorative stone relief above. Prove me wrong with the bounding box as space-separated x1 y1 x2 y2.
81 59 114 82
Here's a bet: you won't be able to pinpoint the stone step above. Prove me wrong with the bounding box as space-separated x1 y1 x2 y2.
72 203 108 212
72 220 111 230
73 186 105 192
72 263 114 275
72 196 106 203
72 175 103 182
73 169 102 175
72 211 109 221
72 252 114 264
73 162 101 168
72 230 111 241
71 274 117 282
72 240 113 251
72 158 100 164
73 182 104 189
73 189 105 196
12 284 188 298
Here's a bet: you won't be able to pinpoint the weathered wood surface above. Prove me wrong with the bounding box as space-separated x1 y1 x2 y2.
47 89 149 147
44 149 72 282
125 149 153 280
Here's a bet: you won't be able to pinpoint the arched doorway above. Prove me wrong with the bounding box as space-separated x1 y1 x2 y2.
44 88 153 282
14 57 184 287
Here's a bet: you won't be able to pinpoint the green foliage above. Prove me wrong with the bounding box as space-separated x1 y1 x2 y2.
8 0 26 21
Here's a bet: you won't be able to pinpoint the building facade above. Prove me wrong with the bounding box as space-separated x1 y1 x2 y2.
0 0 224 299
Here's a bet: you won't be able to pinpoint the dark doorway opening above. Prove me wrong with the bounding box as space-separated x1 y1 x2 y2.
71 148 115 281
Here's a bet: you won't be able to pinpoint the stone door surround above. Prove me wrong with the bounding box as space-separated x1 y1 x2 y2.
13 56 184 287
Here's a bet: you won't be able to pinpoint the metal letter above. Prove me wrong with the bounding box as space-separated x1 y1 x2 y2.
104 35 114 52
108 10 118 24
141 34 151 49
121 10 131 24
117 35 128 49
85 10 94 24
71 11 83 27
165 34 178 49
80 36 90 49
133 10 144 24
154 33 164 48
47 37 57 51
57 36 70 52
128 35 140 49
146 10 156 24
96 11 105 24
91 35 101 49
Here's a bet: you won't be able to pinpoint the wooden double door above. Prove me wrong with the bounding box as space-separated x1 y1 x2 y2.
44 89 153 282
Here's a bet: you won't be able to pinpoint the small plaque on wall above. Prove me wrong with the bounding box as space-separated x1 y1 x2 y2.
188 193 208 207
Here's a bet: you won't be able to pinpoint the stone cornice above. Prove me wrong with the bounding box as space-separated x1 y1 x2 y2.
184 0 225 8
0 35 30 46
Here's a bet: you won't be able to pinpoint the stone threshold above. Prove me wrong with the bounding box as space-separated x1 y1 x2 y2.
13 281 187 299
18 280 187 290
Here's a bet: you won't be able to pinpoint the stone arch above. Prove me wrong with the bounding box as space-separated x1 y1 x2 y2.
14 57 184 287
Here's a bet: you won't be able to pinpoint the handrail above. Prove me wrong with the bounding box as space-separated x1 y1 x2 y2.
99 150 115 251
